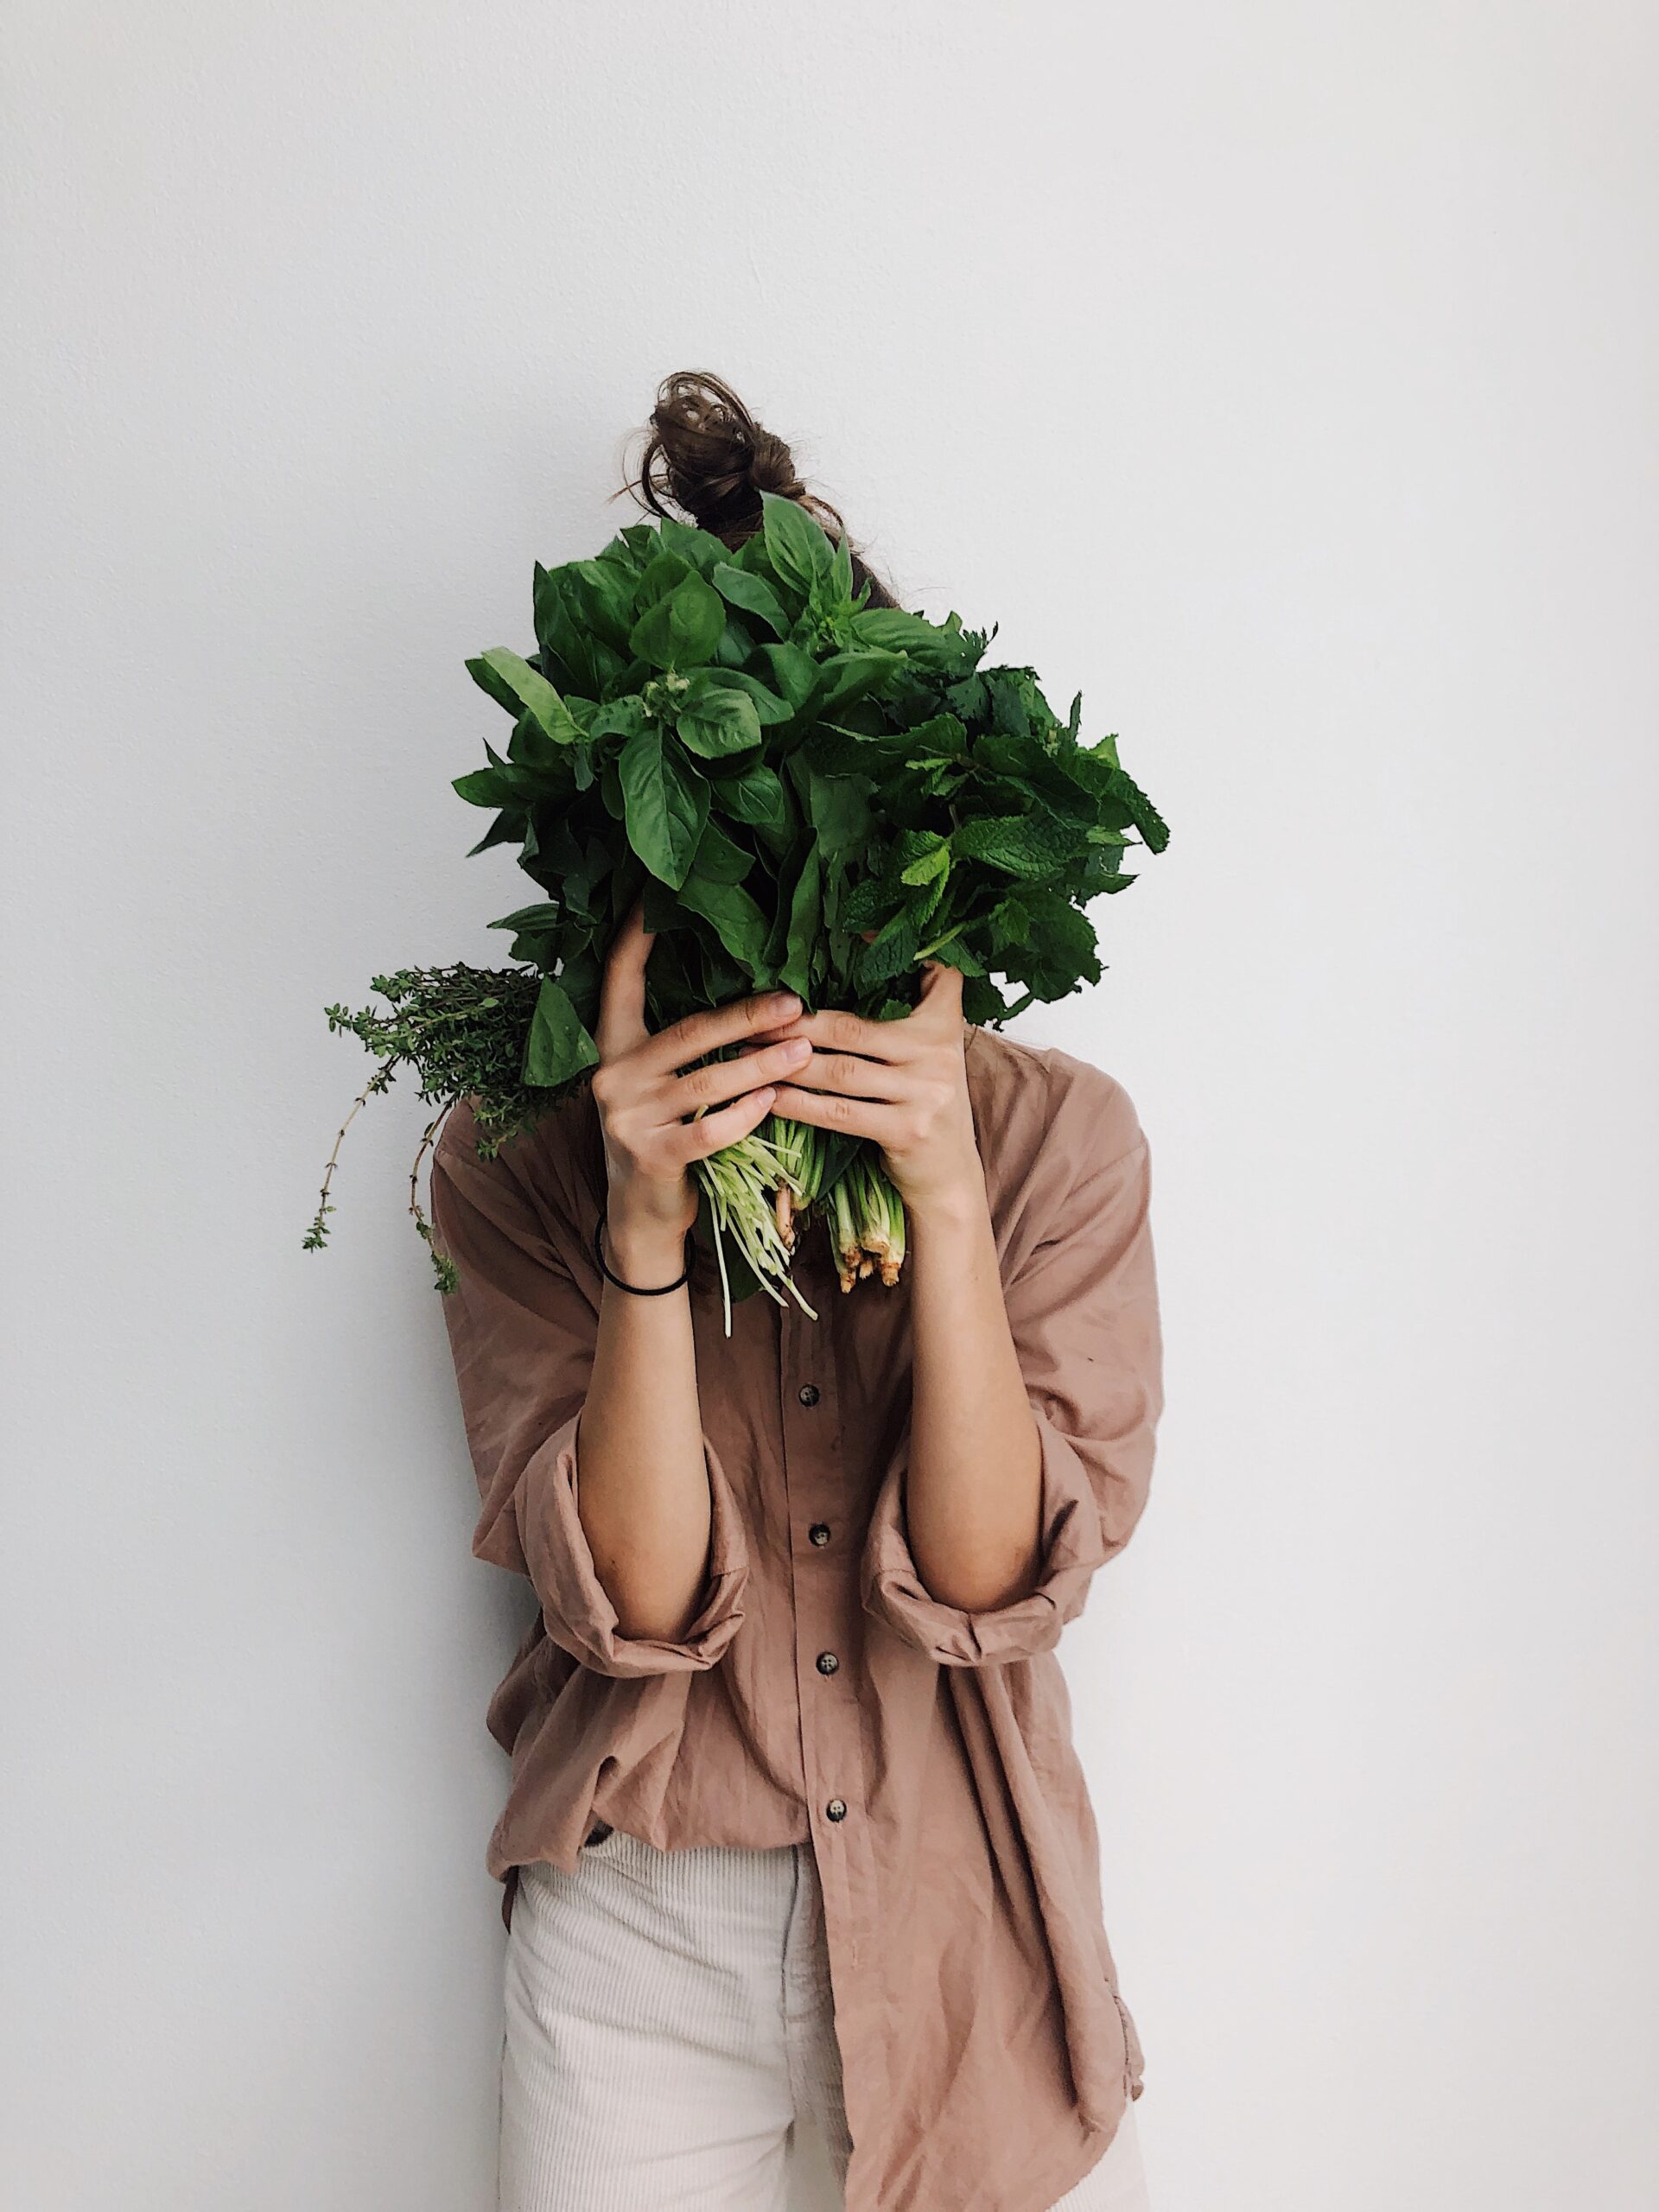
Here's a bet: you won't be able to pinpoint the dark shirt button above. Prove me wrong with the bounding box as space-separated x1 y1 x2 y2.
825 1797 848 1821
809 1522 831 1547
798 1382 820 1407
816 1650 839 1675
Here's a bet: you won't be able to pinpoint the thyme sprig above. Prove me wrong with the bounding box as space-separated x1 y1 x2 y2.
305 965 546 1292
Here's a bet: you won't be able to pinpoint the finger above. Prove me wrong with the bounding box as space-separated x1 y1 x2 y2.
764 1003 922 1063
595 900 654 1060
641 988 804 1077
722 1019 808 1053
666 1035 816 1116
753 1045 907 1103
665 1018 803 1077
677 1082 781 1160
762 1084 903 1145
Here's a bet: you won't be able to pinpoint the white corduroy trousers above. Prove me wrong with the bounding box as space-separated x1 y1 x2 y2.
498 1822 1152 2212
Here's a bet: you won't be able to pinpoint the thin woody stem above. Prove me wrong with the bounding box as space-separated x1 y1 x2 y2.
409 1098 457 1225
304 1066 394 1249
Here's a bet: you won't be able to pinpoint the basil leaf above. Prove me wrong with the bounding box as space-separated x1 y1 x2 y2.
465 807 525 856
779 847 822 1001
523 976 600 1087
466 649 581 746
760 489 835 595
712 758 788 829
849 606 982 676
708 667 795 725
587 697 647 743
712 562 791 639
691 817 755 886
677 874 773 982
655 517 730 576
755 640 820 709
566 560 637 652
677 684 763 759
619 727 709 887
488 900 563 934
453 766 517 808
807 650 906 719
628 571 727 671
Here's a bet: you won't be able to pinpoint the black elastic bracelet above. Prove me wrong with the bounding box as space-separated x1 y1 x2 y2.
593 1212 693 1296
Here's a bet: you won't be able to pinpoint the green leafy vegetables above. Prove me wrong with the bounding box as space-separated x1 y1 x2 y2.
308 492 1168 1331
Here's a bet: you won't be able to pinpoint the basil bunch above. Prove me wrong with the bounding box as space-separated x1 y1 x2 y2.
309 493 1167 1326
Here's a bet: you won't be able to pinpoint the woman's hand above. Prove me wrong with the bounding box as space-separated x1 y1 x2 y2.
761 959 983 1217
767 956 1046 1620
591 900 813 1258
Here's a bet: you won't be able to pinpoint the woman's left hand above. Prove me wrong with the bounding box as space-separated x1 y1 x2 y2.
761 960 983 1215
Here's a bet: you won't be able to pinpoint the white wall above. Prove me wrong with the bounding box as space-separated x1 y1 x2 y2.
4 6 1655 2208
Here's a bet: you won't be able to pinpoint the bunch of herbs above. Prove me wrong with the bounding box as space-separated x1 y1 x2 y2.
310 492 1167 1328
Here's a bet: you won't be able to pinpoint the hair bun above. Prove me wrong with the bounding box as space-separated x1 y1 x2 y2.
632 370 832 548
621 369 899 608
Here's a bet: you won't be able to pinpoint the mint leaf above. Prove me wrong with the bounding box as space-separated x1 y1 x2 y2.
950 816 1081 878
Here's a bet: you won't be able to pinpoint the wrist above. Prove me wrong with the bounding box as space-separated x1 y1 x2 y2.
903 1171 991 1236
602 1210 692 1286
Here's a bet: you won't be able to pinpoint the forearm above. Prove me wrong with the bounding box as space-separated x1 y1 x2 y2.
575 1214 715 1643
903 1185 1044 1612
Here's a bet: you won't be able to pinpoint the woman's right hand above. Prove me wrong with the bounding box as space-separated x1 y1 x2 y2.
590 900 814 1264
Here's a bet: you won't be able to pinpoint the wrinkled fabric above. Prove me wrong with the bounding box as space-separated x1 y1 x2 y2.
429 1024 1166 2212
499 1827 1151 2212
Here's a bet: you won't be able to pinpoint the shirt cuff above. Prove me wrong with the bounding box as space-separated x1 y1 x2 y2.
858 1411 1109 1668
516 1413 752 1678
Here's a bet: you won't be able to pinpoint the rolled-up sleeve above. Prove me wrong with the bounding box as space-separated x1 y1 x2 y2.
428 1109 751 1678
860 1082 1164 1668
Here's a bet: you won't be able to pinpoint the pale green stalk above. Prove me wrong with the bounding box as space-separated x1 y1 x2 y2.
691 1127 819 1338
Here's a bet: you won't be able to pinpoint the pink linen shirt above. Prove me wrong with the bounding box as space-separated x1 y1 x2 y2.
429 1020 1166 2212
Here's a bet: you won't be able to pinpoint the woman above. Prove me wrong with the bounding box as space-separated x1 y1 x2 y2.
429 374 1166 2212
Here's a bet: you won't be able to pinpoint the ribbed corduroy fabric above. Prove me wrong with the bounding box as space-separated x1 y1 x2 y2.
497 1825 1151 2212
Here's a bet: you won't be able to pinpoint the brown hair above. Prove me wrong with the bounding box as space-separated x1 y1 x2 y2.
622 371 900 610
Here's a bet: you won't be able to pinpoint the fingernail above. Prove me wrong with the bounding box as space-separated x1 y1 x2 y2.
772 990 801 1009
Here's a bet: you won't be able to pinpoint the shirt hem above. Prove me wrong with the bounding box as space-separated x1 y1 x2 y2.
854 2086 1131 2212
1000 2094 1130 2212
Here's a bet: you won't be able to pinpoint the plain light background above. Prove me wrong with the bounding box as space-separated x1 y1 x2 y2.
4 5 1655 2208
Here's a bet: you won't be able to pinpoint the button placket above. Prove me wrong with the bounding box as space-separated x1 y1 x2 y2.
780 1301 856 1829
779 1294 871 1972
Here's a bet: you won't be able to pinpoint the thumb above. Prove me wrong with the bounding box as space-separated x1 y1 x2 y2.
918 957 963 1013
